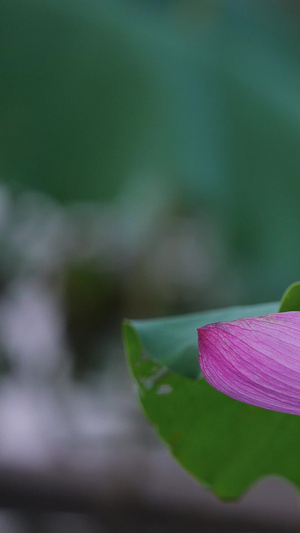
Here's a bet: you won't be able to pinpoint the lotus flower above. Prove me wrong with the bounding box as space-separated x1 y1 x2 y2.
198 312 300 415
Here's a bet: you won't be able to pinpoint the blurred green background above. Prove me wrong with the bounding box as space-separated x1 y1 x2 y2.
2 0 300 311
1 0 300 531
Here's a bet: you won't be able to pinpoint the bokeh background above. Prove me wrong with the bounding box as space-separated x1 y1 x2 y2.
1 0 300 531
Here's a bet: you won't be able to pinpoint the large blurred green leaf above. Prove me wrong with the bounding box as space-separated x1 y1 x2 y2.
3 0 300 306
210 1 300 301
123 300 300 499
0 0 178 202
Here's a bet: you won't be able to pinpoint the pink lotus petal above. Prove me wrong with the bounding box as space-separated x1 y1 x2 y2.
198 312 300 415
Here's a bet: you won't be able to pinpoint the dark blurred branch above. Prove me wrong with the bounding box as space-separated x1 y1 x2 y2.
0 458 298 533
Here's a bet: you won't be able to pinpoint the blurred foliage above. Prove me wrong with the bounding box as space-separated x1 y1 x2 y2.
1 0 300 305
0 0 177 202
2 0 300 510
64 263 120 378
